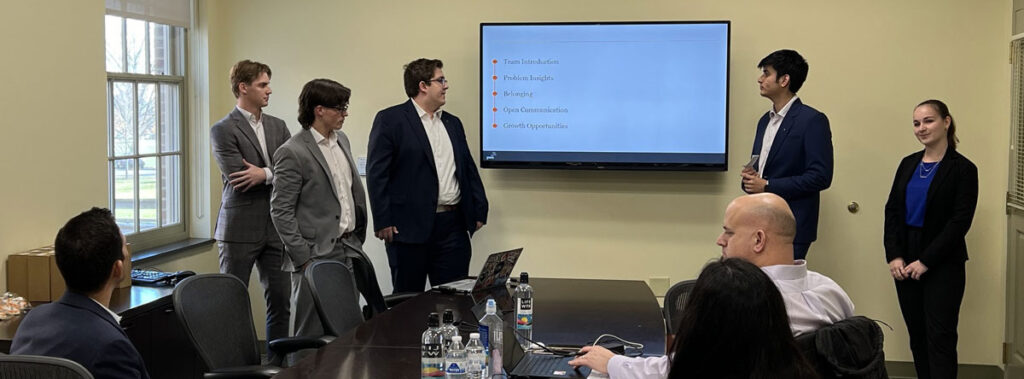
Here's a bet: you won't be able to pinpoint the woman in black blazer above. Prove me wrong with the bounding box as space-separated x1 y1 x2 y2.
883 99 978 379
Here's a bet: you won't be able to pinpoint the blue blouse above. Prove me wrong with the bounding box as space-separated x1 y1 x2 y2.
905 160 939 227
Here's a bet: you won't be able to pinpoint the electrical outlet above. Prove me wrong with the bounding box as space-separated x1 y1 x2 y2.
648 276 670 296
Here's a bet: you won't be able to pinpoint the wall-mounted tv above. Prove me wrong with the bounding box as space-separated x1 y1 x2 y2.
480 21 730 171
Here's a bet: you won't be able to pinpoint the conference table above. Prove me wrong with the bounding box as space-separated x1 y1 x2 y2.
275 278 666 378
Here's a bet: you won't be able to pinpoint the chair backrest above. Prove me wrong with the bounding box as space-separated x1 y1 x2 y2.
305 260 365 336
173 274 261 371
349 251 388 317
663 279 696 334
800 316 888 379
0 355 94 379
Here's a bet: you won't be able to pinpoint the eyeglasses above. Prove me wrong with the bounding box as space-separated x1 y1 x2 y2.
425 77 448 86
324 104 348 112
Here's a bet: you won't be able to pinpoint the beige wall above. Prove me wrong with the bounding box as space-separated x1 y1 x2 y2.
0 0 1011 367
0 0 108 256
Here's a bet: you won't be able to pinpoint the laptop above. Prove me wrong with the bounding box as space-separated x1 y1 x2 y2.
504 330 591 379
436 247 523 293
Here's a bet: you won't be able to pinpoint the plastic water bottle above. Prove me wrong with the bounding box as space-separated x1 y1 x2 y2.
441 309 458 350
445 335 467 378
478 299 504 377
514 272 534 350
422 312 445 378
465 332 486 379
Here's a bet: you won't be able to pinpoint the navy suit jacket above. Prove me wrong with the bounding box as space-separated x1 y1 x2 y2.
11 291 150 379
883 148 977 267
747 98 833 244
367 100 488 243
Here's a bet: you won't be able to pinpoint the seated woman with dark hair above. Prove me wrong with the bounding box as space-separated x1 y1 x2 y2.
572 258 819 379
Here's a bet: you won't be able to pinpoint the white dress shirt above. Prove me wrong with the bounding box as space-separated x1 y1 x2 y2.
411 100 461 206
236 106 274 184
604 260 854 379
90 297 121 323
757 96 799 175
760 259 855 336
312 128 356 234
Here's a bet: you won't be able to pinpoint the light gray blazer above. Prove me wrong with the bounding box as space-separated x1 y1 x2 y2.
211 108 291 243
270 128 367 272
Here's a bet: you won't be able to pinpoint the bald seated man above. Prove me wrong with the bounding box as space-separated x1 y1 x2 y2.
570 193 854 378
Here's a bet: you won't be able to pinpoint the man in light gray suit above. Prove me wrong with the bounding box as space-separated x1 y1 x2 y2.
210 60 291 360
271 78 367 340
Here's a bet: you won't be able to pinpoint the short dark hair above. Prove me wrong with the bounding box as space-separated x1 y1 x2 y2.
403 58 444 98
758 49 809 94
229 60 272 98
668 258 817 378
917 99 959 150
297 79 351 129
54 208 125 294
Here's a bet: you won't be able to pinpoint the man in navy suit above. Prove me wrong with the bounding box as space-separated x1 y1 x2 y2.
741 50 833 260
367 58 489 292
12 208 149 379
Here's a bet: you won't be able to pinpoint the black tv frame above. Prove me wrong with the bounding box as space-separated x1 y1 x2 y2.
478 20 731 171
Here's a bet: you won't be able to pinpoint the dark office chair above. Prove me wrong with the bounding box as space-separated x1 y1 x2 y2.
304 260 364 337
662 279 696 334
348 251 417 319
0 354 93 379
796 316 888 379
173 274 326 379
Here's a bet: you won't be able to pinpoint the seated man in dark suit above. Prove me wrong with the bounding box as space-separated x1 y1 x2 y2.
11 207 149 379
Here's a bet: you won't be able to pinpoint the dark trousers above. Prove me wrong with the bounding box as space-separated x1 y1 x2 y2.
217 221 291 362
386 209 471 293
894 228 965 379
794 242 811 260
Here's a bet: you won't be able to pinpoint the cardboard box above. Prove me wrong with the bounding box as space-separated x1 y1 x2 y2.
6 253 28 299
7 243 131 301
6 248 54 302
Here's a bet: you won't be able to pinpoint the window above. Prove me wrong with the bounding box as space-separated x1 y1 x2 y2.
105 14 188 249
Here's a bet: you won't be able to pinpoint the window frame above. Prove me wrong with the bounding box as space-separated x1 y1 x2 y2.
105 15 191 251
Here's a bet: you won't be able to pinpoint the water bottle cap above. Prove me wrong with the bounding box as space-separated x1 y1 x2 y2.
427 312 440 327
470 332 480 339
520 272 529 283
452 336 462 343
486 299 497 313
443 309 454 323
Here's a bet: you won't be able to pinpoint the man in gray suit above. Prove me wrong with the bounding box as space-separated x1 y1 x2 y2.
271 78 367 340
210 59 292 359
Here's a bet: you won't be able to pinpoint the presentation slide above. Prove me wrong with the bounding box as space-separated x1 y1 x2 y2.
480 22 729 167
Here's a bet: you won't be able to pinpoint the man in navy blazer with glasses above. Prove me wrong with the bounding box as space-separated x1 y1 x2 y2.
741 49 833 260
367 58 489 293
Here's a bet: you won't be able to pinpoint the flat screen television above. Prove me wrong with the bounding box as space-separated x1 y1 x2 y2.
479 21 730 171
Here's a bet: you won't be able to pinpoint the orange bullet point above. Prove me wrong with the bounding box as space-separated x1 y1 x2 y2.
492 59 497 64
492 75 497 80
492 91 497 96
492 107 497 112
492 123 497 128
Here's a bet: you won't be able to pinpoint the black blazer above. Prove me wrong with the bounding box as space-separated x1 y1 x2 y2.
746 99 834 244
11 292 150 379
883 148 978 267
366 100 489 243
